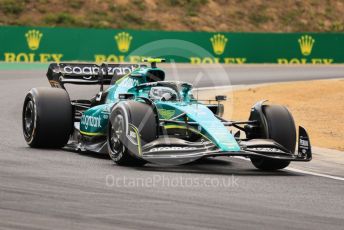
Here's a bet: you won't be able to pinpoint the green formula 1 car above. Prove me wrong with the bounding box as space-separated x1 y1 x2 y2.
22 59 311 170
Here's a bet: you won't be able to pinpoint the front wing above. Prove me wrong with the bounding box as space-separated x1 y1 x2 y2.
140 127 312 165
66 125 311 166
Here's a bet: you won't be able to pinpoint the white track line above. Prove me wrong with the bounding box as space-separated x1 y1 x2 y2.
286 168 344 181
233 156 344 181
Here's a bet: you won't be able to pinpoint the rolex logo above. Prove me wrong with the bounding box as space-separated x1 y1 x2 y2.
114 32 133 53
25 30 43 51
298 35 315 56
210 34 228 55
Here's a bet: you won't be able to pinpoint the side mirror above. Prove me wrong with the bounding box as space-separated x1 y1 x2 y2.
215 95 227 101
118 93 135 100
95 92 103 102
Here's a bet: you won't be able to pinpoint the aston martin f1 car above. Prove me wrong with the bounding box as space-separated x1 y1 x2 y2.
22 59 312 170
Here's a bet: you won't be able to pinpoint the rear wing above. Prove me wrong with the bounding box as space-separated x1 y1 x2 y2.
46 63 144 88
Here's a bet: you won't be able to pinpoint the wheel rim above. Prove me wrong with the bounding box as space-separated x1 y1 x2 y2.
109 114 125 158
23 100 35 139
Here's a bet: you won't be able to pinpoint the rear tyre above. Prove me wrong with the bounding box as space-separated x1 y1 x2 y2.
250 105 296 170
22 87 73 148
108 101 157 166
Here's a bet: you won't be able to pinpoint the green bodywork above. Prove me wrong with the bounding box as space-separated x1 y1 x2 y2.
80 66 240 152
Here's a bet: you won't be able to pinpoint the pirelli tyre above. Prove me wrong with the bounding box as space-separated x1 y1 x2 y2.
108 100 157 166
250 105 296 170
22 87 73 148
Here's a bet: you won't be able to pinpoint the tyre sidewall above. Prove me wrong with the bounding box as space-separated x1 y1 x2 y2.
108 101 157 166
22 87 73 148
250 104 296 170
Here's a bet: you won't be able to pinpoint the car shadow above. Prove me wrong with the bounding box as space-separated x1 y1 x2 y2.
21 146 111 160
77 151 110 159
24 146 301 177
136 157 301 177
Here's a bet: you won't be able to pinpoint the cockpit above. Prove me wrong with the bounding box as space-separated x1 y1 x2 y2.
128 81 193 102
149 86 179 101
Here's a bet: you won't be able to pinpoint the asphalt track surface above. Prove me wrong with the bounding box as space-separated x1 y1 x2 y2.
1 65 344 230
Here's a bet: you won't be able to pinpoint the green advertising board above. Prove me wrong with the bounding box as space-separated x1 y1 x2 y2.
0 26 343 64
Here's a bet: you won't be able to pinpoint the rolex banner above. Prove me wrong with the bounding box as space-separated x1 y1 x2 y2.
0 26 343 64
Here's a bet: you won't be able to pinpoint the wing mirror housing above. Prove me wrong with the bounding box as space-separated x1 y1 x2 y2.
215 95 227 102
118 93 135 100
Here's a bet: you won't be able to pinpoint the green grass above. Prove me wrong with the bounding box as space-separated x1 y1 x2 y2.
248 5 271 26
0 0 343 32
44 13 78 26
0 0 24 14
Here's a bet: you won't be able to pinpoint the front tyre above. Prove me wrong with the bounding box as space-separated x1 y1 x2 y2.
250 105 296 170
108 101 157 166
108 111 142 166
22 87 73 148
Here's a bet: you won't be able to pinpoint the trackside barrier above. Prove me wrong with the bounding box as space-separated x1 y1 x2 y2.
0 26 343 64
